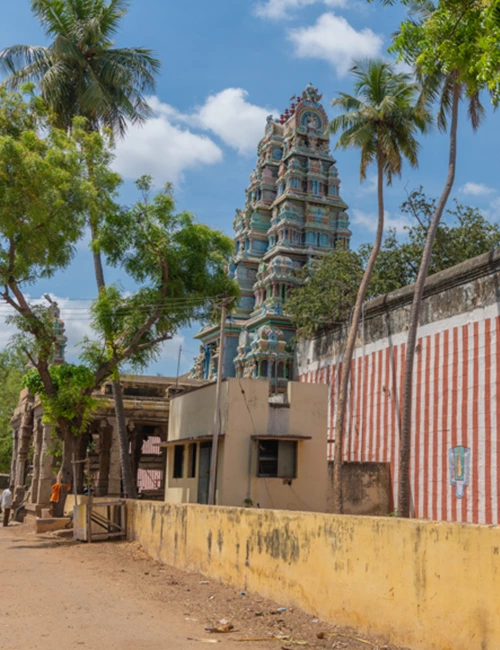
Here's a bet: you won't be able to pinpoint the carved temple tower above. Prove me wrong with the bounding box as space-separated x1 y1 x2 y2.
191 84 351 388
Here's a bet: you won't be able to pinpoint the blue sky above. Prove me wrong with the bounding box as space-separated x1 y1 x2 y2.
1 0 499 375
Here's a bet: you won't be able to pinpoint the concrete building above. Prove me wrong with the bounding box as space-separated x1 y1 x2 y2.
162 378 328 512
190 84 351 387
298 248 500 525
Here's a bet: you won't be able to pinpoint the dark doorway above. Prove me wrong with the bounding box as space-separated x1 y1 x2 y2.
197 442 212 505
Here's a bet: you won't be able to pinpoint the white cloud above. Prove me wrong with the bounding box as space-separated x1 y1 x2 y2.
113 100 223 186
360 174 378 194
255 0 347 19
192 89 279 156
460 182 497 197
288 12 383 77
113 90 277 185
352 209 411 235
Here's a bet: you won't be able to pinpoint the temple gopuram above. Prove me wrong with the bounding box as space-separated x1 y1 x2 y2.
191 84 351 388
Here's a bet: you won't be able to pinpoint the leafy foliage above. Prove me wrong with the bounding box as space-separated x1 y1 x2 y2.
374 0 500 104
0 90 237 451
23 364 97 433
286 250 364 335
330 60 432 183
0 0 161 134
288 189 500 333
361 188 500 297
0 349 26 472
0 87 88 287
82 176 239 373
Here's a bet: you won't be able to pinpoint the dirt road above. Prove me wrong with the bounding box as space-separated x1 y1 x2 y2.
0 523 407 650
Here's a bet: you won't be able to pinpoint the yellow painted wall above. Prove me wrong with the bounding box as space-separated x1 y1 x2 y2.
127 501 500 650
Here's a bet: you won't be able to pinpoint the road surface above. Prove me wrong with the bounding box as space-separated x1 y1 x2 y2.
0 523 407 650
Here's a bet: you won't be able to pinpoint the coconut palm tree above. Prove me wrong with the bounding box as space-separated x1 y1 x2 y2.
329 59 431 514
0 0 159 136
395 2 486 518
398 80 485 518
0 0 161 502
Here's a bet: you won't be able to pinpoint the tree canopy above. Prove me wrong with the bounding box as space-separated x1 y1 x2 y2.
0 349 26 473
285 250 364 335
287 189 500 333
0 88 238 494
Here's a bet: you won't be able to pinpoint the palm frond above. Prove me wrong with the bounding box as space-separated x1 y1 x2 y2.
329 58 432 185
0 45 51 80
4 0 159 137
31 0 72 37
467 89 485 132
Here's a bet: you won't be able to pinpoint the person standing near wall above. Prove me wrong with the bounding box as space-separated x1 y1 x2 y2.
1 485 13 527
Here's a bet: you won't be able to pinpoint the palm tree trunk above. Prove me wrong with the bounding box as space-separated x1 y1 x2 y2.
331 151 385 513
89 222 137 500
398 81 460 518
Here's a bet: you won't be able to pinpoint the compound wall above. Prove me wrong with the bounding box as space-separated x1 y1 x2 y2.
126 500 500 650
297 250 500 524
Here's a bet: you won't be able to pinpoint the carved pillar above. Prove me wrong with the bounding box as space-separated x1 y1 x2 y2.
30 418 44 504
9 423 18 486
108 419 122 497
37 422 55 506
13 406 34 507
95 420 111 496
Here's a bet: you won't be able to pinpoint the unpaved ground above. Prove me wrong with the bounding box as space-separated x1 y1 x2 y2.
0 522 409 650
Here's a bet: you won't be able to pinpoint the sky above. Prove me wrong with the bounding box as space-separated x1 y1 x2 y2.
1 0 499 376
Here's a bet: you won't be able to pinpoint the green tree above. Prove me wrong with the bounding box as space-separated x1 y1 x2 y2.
0 0 160 135
377 0 500 105
84 176 238 499
0 0 162 498
286 250 364 335
385 1 491 518
328 59 431 514
0 350 27 473
360 189 500 296
0 88 93 511
0 90 237 515
288 190 500 334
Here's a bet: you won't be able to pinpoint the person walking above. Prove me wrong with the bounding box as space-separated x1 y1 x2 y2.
1 485 13 527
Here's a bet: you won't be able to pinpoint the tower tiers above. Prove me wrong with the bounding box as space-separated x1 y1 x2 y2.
191 84 351 388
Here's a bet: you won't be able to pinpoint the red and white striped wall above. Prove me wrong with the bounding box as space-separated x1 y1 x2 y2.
299 305 500 525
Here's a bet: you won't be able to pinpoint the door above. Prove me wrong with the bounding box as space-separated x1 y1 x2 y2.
197 442 212 505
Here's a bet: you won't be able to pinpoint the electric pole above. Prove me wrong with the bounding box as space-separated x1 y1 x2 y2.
175 344 182 390
208 294 235 506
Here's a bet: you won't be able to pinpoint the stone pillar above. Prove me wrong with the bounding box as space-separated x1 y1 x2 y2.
37 423 55 507
13 408 34 506
30 418 44 504
95 420 111 497
9 423 18 487
108 419 122 497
